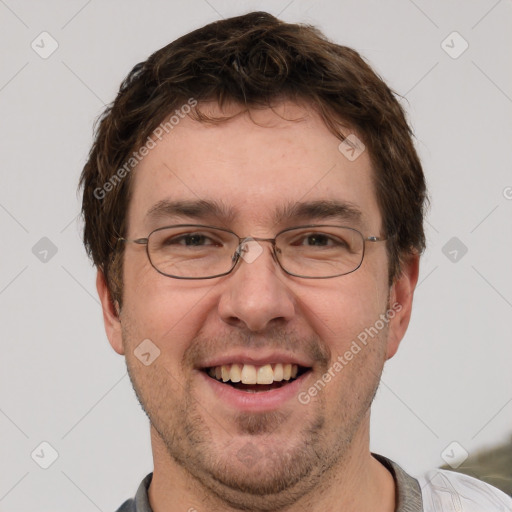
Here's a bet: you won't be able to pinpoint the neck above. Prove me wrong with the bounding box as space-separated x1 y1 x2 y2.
147 419 396 512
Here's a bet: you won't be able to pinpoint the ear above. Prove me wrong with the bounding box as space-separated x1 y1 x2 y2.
386 251 420 360
96 269 124 355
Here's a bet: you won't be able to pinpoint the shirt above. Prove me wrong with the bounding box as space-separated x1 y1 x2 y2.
114 453 512 511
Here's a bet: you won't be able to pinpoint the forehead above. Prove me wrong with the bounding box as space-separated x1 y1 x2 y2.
127 101 382 235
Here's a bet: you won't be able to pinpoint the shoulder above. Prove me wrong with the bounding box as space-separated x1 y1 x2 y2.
114 498 136 512
114 473 153 512
418 468 512 512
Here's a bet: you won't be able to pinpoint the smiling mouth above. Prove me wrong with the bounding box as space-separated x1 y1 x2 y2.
203 363 310 392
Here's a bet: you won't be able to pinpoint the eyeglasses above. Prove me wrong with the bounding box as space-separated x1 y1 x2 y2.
118 224 391 280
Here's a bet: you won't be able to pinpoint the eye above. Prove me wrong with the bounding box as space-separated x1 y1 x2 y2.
291 232 349 248
303 233 334 246
162 231 223 247
177 234 213 246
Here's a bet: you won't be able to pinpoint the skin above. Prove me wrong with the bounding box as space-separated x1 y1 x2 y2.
97 101 419 512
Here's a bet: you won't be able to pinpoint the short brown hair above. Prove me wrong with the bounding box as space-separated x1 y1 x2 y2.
79 11 427 307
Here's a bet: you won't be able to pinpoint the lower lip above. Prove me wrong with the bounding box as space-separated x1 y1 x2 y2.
199 371 311 412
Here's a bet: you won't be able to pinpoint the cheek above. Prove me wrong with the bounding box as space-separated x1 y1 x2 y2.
297 274 389 351
122 260 205 357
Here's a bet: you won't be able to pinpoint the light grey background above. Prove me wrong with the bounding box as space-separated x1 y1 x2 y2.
1 1 511 510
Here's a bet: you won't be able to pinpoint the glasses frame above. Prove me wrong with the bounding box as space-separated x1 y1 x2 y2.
117 224 392 280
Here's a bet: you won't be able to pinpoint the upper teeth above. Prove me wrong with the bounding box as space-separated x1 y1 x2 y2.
209 363 299 384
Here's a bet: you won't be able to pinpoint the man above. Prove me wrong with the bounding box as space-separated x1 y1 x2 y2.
79 11 512 512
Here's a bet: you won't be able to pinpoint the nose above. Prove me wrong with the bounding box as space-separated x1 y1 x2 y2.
217 239 296 332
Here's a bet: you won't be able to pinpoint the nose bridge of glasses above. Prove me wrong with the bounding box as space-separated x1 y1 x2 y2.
239 235 276 246
235 236 278 265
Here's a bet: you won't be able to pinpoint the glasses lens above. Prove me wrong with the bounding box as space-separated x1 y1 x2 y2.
276 226 364 278
147 226 237 278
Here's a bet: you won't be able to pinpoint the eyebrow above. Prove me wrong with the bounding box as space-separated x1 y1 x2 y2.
145 199 237 225
144 198 364 228
274 200 363 227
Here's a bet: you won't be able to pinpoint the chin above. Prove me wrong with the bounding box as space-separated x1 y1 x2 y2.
190 441 324 512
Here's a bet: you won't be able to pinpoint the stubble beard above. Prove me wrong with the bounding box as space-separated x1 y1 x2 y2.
122 323 388 511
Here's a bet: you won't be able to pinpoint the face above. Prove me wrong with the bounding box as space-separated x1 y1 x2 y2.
98 101 417 510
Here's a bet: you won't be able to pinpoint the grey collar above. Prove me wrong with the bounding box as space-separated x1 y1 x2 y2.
373 453 423 511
